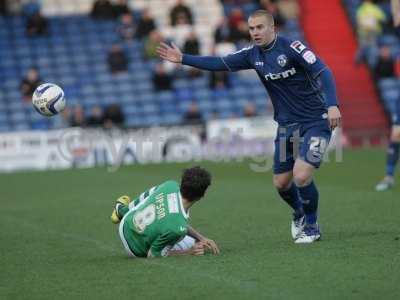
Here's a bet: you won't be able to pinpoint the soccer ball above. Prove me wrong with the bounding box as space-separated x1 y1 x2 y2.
32 83 66 117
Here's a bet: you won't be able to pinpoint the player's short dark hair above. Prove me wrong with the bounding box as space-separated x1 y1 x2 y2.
249 9 274 26
180 166 212 202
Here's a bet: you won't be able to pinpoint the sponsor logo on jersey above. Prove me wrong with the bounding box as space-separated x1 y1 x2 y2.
265 67 296 80
167 193 179 213
290 41 306 53
277 54 288 67
303 50 316 64
255 61 264 66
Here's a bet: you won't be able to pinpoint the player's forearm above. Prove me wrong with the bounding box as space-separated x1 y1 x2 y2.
319 68 339 107
167 249 193 256
187 225 206 241
182 54 229 71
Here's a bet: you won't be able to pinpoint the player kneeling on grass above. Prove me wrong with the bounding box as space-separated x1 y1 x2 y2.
111 166 220 257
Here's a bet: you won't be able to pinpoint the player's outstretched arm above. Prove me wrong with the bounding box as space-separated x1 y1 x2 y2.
157 42 183 63
147 242 205 257
187 225 220 255
157 42 229 72
167 242 206 257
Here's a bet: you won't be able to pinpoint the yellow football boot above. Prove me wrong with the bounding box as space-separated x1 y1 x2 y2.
110 195 131 224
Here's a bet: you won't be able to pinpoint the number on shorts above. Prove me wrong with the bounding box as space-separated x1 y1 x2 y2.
309 137 327 156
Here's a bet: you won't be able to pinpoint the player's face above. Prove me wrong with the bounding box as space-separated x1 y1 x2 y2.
248 16 275 46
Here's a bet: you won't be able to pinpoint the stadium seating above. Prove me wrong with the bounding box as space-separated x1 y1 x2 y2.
0 1 304 132
342 0 400 118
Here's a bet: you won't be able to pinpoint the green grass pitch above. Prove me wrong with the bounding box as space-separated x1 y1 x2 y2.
1 148 399 299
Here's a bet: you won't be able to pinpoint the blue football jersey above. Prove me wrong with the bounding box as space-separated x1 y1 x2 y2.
221 35 328 125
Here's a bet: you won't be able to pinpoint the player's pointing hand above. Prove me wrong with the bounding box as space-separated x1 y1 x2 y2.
327 106 341 130
157 42 183 63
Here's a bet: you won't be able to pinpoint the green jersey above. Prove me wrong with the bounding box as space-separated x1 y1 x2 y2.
120 180 189 257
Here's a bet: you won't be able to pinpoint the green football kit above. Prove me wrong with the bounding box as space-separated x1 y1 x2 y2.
118 180 190 257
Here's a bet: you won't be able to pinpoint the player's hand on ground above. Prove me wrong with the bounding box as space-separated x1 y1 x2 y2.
327 106 341 130
190 242 205 256
156 42 183 63
200 238 220 255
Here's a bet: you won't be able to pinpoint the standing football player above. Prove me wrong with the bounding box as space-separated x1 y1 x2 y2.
375 96 400 191
157 10 341 243
111 166 220 257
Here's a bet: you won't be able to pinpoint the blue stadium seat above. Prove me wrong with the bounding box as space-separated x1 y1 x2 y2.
123 104 138 116
378 78 399 91
162 113 181 125
125 116 141 127
382 89 400 113
160 104 177 113
198 100 214 112
0 12 301 131
0 112 8 123
378 35 400 47
0 123 10 132
194 88 212 101
156 91 175 102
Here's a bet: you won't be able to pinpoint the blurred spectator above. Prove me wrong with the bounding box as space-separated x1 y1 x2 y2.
228 8 245 29
118 13 136 41
260 0 287 30
233 21 250 45
393 0 400 27
170 0 193 26
227 8 250 43
276 0 300 21
90 0 115 20
374 46 396 79
182 31 202 77
70 105 86 127
243 102 257 117
136 9 156 39
22 0 40 17
209 41 235 90
87 105 104 127
183 102 203 125
214 17 233 43
183 31 200 55
20 68 41 101
144 30 164 59
209 71 230 89
356 0 387 62
214 39 236 56
107 44 128 74
113 0 131 19
26 12 48 37
152 63 173 91
103 104 125 129
0 0 8 15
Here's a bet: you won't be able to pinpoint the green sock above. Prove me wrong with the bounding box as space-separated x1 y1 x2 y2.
117 204 129 218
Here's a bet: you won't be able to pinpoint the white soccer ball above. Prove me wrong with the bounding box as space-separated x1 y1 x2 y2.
32 83 66 117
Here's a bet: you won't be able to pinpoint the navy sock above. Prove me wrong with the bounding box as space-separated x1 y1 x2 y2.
278 183 304 215
386 142 400 177
297 181 319 225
